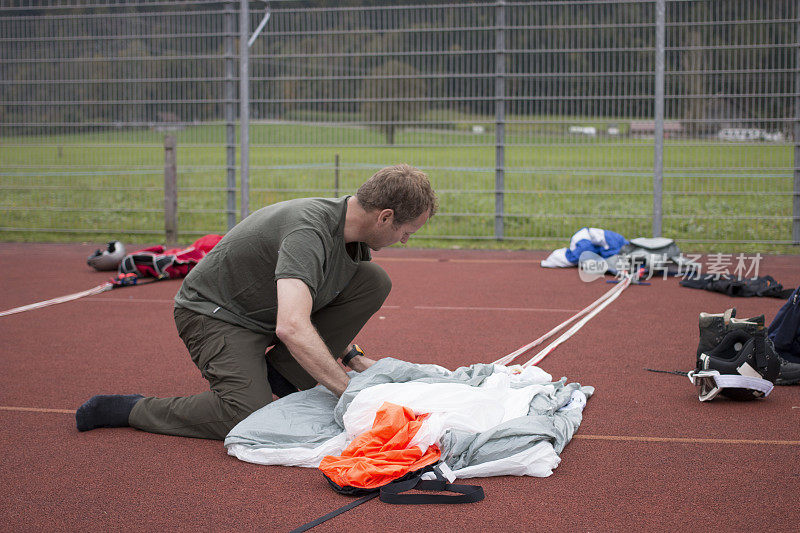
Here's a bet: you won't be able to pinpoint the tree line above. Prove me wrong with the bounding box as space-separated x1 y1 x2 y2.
1 0 794 140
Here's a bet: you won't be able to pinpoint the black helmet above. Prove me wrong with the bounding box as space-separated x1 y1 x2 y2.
688 327 779 401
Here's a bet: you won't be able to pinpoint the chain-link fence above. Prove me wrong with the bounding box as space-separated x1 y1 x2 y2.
1 0 237 241
1 0 798 252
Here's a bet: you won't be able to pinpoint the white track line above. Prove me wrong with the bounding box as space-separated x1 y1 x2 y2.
0 406 74 414
6 298 578 314
573 434 800 446
1 406 796 446
414 305 580 313
83 297 177 303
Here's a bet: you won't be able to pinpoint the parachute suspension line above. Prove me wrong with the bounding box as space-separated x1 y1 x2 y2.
0 283 113 318
491 278 627 366
493 276 632 367
521 276 631 367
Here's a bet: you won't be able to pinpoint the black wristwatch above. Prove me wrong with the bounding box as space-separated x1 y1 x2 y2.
341 344 365 367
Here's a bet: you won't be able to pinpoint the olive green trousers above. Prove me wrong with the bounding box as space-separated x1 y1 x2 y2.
129 262 391 440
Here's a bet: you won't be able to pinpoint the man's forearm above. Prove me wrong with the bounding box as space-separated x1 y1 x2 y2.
278 323 350 397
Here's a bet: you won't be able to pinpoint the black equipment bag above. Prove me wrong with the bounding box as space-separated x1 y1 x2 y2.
768 286 800 362
680 274 794 299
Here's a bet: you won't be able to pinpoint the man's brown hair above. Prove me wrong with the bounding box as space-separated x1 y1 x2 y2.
356 164 438 226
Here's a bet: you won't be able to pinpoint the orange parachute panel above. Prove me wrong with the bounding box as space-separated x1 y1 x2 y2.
319 402 441 489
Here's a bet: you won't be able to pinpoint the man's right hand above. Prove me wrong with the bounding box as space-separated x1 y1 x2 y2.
346 354 377 373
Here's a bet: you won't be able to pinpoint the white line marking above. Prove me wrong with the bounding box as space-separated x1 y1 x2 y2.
78 302 573 313
0 406 74 414
2 406 796 446
83 297 176 303
414 305 580 313
574 434 800 446
26 299 578 315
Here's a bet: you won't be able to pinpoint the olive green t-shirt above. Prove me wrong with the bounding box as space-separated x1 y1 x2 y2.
174 196 370 335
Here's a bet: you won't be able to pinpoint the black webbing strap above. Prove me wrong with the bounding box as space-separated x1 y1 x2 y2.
753 328 768 370
290 467 484 532
644 368 689 376
288 492 379 533
379 474 485 504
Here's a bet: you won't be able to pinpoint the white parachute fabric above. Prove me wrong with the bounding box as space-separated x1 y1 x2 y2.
224 358 593 479
343 378 548 438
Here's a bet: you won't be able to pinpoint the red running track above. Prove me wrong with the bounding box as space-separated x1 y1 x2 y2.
1 243 799 532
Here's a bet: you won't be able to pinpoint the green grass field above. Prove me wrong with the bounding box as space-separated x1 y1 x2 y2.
1 121 796 254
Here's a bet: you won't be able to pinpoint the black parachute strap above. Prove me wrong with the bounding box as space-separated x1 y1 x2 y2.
288 492 379 533
152 254 176 278
118 253 174 280
379 467 484 505
291 466 484 532
753 328 768 370
118 255 139 276
776 287 796 299
645 368 689 376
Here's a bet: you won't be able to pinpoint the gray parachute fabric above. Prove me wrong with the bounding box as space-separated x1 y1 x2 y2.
225 358 593 479
617 236 697 272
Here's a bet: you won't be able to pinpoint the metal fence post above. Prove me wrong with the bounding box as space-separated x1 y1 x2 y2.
653 0 665 238
225 1 237 230
794 15 800 245
239 0 250 220
334 153 340 198
494 0 506 240
164 135 178 247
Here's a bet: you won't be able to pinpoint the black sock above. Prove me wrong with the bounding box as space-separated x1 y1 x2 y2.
75 394 143 432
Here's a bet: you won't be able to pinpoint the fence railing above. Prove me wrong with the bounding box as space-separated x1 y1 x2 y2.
1 0 797 252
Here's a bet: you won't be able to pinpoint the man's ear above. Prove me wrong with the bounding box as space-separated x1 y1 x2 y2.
377 209 394 225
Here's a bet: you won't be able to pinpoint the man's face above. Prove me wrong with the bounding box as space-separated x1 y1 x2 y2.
366 209 429 251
